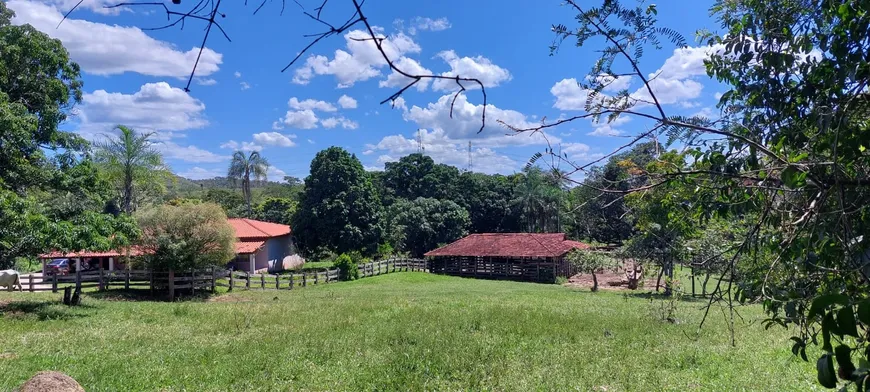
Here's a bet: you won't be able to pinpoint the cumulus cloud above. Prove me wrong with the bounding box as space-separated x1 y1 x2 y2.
78 82 207 138
240 82 251 90
220 140 262 152
267 166 287 179
293 28 421 87
8 0 222 77
234 71 242 78
321 117 359 130
379 56 432 91
252 132 297 147
195 78 217 86
431 50 511 91
365 129 517 174
155 141 228 163
280 110 319 129
289 97 337 112
337 94 358 109
178 167 224 180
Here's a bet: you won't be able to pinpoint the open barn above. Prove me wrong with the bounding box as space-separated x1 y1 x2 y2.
425 233 589 283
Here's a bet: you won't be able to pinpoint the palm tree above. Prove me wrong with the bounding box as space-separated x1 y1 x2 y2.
228 151 269 216
95 125 171 214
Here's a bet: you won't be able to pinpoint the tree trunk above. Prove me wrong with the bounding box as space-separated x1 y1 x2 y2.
591 272 598 292
702 272 711 296
123 169 134 214
244 171 252 217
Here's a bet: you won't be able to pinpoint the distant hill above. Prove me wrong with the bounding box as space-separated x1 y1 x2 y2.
167 175 302 202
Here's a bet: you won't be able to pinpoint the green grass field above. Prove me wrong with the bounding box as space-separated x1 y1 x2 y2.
0 273 820 391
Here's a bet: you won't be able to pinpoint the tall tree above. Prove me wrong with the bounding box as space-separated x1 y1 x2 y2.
228 151 269 216
382 153 460 203
0 3 134 268
385 197 470 257
293 147 383 255
94 125 171 214
511 167 564 233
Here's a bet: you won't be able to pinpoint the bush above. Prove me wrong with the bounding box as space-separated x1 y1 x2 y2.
136 203 236 271
347 250 370 265
334 253 358 281
375 243 394 259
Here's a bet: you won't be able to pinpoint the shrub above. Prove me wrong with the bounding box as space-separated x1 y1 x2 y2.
136 203 236 271
375 243 394 259
334 253 358 281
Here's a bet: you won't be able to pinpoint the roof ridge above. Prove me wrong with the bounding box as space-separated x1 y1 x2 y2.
238 218 271 237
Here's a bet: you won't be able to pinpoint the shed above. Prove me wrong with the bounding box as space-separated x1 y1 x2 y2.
424 233 589 283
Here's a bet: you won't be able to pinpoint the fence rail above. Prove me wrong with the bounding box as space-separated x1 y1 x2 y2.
11 258 427 300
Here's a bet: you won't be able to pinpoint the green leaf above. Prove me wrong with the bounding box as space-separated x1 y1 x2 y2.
835 345 856 377
780 166 807 188
823 312 836 352
857 300 870 325
859 145 866 153
817 353 838 388
837 307 859 337
810 294 851 320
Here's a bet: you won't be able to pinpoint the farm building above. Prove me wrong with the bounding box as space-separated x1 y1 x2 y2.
40 218 298 274
425 233 589 283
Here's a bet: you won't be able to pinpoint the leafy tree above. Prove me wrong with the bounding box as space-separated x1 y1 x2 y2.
136 203 236 271
382 153 460 203
0 3 129 268
386 197 470 258
333 253 358 281
293 147 383 255
228 151 269 216
511 167 564 233
566 250 616 292
454 172 520 233
254 197 296 225
202 188 245 217
94 125 171 214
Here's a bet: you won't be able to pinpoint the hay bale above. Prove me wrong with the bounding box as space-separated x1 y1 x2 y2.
16 371 84 392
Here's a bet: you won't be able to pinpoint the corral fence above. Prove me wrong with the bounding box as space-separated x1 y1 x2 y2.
12 258 427 300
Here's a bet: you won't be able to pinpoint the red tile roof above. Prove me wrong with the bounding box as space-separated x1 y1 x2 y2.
235 240 265 254
424 233 590 258
41 247 147 259
228 218 291 240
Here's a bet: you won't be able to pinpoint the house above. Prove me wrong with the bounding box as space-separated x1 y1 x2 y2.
40 218 298 274
424 233 589 283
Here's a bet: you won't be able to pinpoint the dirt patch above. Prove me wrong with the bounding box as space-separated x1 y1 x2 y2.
0 352 17 360
16 371 84 392
564 271 658 291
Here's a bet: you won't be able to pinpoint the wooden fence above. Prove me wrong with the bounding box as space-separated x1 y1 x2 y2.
12 258 428 300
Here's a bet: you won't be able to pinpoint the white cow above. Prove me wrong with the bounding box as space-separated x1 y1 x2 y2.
0 270 22 291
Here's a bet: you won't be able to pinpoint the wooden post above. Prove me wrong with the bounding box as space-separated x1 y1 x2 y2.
125 269 130 290
191 270 196 296
75 270 81 292
98 264 105 291
275 274 280 290
229 271 234 292
52 273 58 293
260 273 265 290
168 270 175 301
245 271 251 289
315 270 319 284
691 266 696 298
28 273 33 292
303 272 307 287
212 267 217 293
75 258 81 273
289 273 294 290
149 270 154 296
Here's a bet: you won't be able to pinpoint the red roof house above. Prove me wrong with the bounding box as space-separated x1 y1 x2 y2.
40 218 297 273
425 233 588 283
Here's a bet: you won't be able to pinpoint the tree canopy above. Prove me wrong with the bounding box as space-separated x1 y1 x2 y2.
136 203 236 271
385 197 470 258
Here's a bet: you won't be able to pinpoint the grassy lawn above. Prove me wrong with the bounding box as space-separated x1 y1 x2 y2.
0 273 819 391
285 260 334 272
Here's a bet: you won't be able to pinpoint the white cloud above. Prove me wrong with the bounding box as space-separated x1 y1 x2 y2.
281 110 319 129
693 107 717 120
320 117 359 130
267 166 287 179
431 50 511 91
178 167 224 180
337 94 358 109
365 129 516 174
78 82 207 138
714 92 724 100
307 139 315 144
391 96 407 111
586 125 622 137
550 78 590 111
293 28 421 87
679 101 701 109
289 97 336 112
589 74 632 92
155 141 228 163
220 140 262 152
409 17 451 34
47 0 126 15
252 132 297 147
8 0 222 77
234 71 242 78
404 93 550 147
379 57 432 91
195 78 217 86
240 82 251 90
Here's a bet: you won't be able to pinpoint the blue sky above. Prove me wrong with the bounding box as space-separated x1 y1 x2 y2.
8 0 723 181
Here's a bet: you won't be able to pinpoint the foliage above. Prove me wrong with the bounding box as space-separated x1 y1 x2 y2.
385 197 470 258
202 189 246 218
511 167 565 233
293 147 383 255
228 151 270 216
0 275 813 391
94 125 172 214
136 203 236 271
566 250 616 292
382 153 460 203
254 197 296 225
375 243 394 259
453 172 521 233
333 253 358 281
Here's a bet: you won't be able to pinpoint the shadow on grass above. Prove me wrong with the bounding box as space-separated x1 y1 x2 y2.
84 288 218 303
0 300 96 321
621 291 711 303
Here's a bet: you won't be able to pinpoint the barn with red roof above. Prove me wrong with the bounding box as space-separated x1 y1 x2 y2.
424 233 589 283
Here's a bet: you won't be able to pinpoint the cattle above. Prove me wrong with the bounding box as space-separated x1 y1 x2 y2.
0 270 22 291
